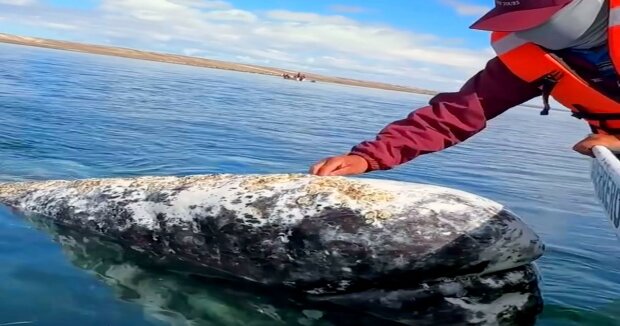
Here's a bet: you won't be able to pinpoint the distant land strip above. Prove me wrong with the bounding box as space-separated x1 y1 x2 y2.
0 33 437 94
0 33 553 110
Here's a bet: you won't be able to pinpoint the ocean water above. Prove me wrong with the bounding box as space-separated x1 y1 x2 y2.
0 42 619 326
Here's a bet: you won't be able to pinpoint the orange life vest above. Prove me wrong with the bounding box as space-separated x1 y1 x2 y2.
491 0 620 134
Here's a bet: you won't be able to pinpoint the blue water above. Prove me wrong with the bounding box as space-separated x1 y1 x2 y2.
1 42 620 325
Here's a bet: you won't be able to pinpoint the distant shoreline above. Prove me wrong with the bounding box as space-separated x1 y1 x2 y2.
0 33 438 96
0 33 552 110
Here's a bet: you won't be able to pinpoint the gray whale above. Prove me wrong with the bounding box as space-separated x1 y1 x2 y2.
0 174 545 325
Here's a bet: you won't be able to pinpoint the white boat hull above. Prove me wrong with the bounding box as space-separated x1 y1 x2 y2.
591 146 620 237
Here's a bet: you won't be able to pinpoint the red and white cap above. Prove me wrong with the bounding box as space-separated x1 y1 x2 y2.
470 0 574 32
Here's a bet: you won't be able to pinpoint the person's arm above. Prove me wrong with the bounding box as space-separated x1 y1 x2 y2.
310 57 542 176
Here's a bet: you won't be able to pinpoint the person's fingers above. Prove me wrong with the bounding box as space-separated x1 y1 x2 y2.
310 155 370 176
328 165 362 176
573 140 594 157
572 142 585 154
328 157 369 176
316 158 345 176
309 160 327 175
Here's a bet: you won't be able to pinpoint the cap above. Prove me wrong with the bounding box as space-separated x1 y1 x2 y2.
470 0 574 32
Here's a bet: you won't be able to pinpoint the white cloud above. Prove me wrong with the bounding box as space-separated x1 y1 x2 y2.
37 22 78 30
0 0 494 91
102 0 231 11
328 5 368 14
169 0 232 10
203 9 257 23
182 48 204 56
0 0 36 5
441 0 490 16
265 10 354 25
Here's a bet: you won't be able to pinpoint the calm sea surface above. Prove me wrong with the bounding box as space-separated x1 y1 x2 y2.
1 43 620 325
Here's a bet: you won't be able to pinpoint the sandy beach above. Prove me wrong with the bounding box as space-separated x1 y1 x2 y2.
0 33 437 96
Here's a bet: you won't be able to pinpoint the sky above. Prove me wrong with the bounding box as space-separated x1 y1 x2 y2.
0 0 498 91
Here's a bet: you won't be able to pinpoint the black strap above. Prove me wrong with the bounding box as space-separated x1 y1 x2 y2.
591 127 620 134
571 112 620 120
571 104 620 121
540 75 558 116
572 104 620 134
536 74 620 131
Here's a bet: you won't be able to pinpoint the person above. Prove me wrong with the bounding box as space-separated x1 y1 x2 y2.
310 0 620 176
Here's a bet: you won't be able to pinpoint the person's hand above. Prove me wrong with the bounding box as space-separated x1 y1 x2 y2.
573 134 620 157
309 155 369 176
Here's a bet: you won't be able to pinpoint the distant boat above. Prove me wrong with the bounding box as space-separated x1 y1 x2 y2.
282 72 306 81
591 146 620 237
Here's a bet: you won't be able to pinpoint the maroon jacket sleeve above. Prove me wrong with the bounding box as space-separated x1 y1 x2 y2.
349 57 543 171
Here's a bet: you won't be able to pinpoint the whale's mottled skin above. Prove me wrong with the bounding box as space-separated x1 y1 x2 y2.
0 174 545 325
21 211 543 326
